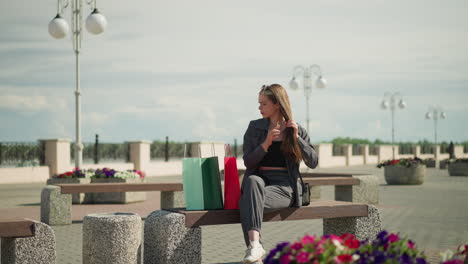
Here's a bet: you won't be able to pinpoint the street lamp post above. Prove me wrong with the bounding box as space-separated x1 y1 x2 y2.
380 92 406 160
48 0 107 169
425 106 446 158
289 65 327 135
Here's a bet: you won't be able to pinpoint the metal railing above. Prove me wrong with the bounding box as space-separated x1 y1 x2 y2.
0 142 44 168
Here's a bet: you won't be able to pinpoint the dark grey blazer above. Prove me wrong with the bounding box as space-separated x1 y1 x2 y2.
241 118 319 207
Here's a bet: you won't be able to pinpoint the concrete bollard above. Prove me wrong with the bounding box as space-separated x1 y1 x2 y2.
82 213 142 264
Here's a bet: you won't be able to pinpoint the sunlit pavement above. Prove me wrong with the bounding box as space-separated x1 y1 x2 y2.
1 165 467 263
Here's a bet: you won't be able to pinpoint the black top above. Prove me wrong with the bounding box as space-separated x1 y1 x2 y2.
259 141 286 167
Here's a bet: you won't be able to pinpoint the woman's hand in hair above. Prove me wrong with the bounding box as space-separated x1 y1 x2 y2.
286 120 299 139
261 122 281 151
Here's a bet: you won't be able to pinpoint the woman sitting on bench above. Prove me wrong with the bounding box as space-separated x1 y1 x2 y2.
239 84 318 264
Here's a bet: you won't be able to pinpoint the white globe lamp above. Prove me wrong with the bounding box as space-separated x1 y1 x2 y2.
86 9 107 34
48 14 69 39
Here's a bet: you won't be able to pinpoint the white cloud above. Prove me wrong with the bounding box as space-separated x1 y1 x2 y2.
0 95 66 113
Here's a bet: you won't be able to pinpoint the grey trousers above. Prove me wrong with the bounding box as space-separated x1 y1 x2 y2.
239 170 294 246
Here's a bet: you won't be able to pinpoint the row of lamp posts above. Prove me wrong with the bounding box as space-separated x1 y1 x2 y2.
380 94 446 160
287 64 446 161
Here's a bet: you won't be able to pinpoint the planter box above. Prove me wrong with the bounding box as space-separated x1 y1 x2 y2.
89 177 147 204
440 160 448 169
384 165 426 185
46 178 92 204
448 162 468 176
424 159 436 168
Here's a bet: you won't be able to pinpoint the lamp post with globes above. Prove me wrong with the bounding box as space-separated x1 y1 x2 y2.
380 92 406 160
48 0 107 169
425 106 446 158
289 64 327 135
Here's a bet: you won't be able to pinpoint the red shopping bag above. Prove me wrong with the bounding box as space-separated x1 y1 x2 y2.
224 144 241 209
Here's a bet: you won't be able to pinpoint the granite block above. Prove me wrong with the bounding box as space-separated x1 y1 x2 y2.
335 175 379 204
46 178 92 204
40 185 72 225
82 213 142 264
144 210 201 264
160 191 185 209
323 205 382 241
1 220 56 264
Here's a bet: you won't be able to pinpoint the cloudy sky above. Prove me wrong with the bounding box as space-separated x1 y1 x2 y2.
1 0 467 144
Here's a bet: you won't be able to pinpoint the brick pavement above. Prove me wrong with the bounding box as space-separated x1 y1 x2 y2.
1 165 467 263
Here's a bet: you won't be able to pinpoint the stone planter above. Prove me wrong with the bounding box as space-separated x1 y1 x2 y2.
384 165 426 185
439 160 448 169
46 178 92 204
89 177 147 204
424 159 436 168
448 162 468 176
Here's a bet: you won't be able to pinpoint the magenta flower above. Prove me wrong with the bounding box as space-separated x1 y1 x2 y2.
291 242 303 250
407 240 415 249
296 252 310 263
280 254 291 264
301 235 316 245
388 233 399 243
330 234 343 243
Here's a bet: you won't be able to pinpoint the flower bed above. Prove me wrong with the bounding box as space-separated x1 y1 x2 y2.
51 168 147 204
264 230 467 264
447 158 468 176
377 158 426 185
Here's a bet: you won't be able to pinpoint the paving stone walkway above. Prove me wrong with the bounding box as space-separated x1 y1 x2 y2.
1 165 467 263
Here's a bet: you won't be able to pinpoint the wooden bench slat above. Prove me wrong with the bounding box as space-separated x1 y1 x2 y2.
56 176 359 194
57 183 183 194
303 177 360 186
0 219 35 238
170 201 368 227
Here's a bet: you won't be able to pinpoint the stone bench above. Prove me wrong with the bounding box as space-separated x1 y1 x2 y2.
40 173 378 225
0 219 56 264
302 173 379 204
40 183 183 225
143 201 382 264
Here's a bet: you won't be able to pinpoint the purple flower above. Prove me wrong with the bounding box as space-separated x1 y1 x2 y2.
264 242 290 264
400 253 412 264
377 230 388 239
416 258 427 264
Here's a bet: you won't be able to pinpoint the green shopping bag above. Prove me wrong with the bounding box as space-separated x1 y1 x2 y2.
182 145 223 210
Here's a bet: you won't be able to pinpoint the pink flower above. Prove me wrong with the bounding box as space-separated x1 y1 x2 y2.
296 252 310 263
291 242 303 250
388 233 399 243
407 240 415 249
301 235 316 245
280 254 291 264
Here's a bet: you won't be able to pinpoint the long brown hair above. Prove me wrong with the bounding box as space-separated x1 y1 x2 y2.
260 84 302 163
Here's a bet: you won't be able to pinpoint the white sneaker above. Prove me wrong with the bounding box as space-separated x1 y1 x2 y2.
242 245 266 264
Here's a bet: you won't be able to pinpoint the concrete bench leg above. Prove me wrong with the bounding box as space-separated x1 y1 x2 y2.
41 185 72 225
310 186 321 200
1 220 56 264
323 205 382 241
335 175 379 204
160 191 185 209
144 210 201 264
